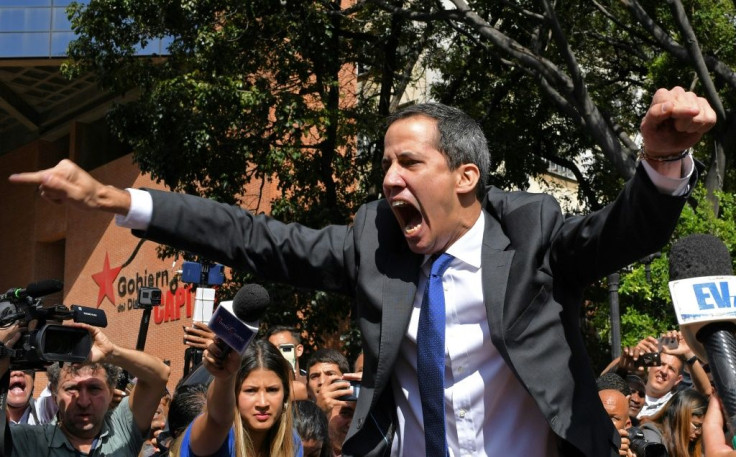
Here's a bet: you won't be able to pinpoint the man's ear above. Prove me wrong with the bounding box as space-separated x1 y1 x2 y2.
296 344 304 358
455 163 480 196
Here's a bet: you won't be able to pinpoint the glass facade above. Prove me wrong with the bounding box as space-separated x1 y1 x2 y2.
0 1 170 58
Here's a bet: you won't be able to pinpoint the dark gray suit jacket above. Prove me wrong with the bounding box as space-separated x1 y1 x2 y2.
136 165 693 457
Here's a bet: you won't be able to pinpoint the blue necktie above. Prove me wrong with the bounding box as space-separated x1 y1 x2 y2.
417 252 453 457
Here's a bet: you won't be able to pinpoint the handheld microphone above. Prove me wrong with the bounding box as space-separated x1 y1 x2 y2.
668 234 736 434
1 279 63 301
208 284 269 358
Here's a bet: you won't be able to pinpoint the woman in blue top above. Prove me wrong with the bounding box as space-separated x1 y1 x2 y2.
178 339 302 457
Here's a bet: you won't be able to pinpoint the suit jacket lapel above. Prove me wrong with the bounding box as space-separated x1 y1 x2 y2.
481 208 514 348
374 250 422 406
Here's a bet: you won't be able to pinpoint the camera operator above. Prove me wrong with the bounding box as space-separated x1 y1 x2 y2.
0 322 170 457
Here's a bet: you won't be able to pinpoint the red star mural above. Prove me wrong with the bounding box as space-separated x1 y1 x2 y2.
92 253 122 308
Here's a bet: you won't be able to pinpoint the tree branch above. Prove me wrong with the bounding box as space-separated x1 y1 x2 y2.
621 0 736 88
667 0 727 121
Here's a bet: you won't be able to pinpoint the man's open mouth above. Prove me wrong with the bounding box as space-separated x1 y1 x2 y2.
392 200 422 235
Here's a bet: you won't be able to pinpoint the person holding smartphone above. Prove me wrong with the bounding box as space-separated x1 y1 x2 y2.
266 326 309 401
615 330 711 419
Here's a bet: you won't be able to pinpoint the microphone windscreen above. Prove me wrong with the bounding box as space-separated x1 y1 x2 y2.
231 284 270 322
669 234 733 280
25 279 64 298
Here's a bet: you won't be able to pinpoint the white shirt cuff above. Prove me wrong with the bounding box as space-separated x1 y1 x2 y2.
640 154 694 197
114 188 153 230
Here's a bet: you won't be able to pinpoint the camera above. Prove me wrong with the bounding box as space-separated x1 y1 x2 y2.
627 426 668 457
658 335 678 351
134 286 162 308
0 281 107 371
634 336 679 368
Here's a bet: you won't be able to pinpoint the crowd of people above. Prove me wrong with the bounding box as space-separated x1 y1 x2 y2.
7 317 736 457
0 318 363 457
596 329 736 457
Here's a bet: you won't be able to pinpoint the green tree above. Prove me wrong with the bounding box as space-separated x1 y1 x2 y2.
367 0 735 203
64 0 736 360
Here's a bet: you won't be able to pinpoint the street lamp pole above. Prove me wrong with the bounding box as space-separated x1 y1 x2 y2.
608 272 621 359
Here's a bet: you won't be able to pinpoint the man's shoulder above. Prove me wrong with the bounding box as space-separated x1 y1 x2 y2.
104 395 136 431
485 186 559 212
483 187 563 230
353 199 400 233
98 396 145 456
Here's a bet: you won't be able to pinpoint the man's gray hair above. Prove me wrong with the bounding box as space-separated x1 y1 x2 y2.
387 103 491 200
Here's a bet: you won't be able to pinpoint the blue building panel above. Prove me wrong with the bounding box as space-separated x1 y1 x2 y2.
0 7 51 32
0 1 169 58
0 32 50 57
0 1 56 6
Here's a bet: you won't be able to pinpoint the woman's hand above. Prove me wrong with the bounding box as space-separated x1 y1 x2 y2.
202 340 240 379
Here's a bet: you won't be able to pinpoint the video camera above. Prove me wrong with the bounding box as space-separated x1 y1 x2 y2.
627 426 668 457
0 280 107 371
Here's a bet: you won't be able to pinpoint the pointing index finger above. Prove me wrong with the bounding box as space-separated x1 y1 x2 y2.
8 170 48 185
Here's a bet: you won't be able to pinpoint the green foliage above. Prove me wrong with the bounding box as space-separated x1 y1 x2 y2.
585 185 736 371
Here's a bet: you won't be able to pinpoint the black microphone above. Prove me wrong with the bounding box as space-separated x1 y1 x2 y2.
669 234 736 433
1 279 63 301
208 284 270 358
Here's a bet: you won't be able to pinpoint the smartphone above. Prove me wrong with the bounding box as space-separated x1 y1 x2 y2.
333 379 361 401
658 336 678 351
635 351 661 367
278 343 297 374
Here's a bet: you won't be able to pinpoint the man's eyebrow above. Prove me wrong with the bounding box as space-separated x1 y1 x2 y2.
383 150 418 163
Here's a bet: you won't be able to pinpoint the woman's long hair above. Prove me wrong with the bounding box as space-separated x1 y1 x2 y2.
232 339 295 457
644 388 707 457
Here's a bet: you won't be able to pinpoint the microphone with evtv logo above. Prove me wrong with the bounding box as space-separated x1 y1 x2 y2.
668 234 736 434
208 284 270 359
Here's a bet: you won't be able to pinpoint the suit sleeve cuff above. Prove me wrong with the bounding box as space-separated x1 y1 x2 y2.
640 154 694 196
114 188 153 230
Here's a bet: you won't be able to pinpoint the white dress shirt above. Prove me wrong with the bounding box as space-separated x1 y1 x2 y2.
638 391 674 419
390 212 556 456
